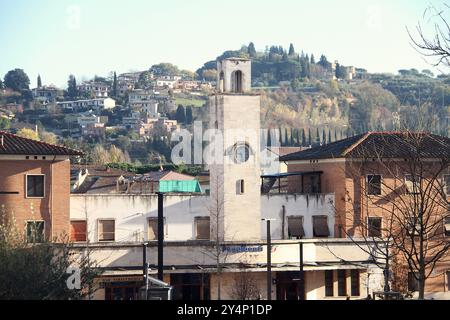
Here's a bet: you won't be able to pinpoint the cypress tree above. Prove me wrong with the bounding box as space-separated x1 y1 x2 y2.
295 129 300 147
290 128 294 146
37 74 42 88
302 129 306 147
284 128 289 146
308 128 312 146
315 128 320 145
322 128 326 144
328 129 332 144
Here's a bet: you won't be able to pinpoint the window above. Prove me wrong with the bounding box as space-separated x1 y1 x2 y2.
148 217 167 241
325 270 334 297
367 217 382 237
237 180 245 195
26 221 45 243
408 272 419 292
26 175 44 198
444 175 450 196
312 216 330 238
350 270 360 296
98 220 115 242
367 175 382 195
337 270 347 296
287 216 305 239
405 175 420 194
407 218 421 237
195 217 210 240
444 216 450 237
70 221 87 242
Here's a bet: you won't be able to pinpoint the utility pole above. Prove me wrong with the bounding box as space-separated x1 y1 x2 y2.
299 240 305 300
157 192 164 281
262 219 275 301
143 242 149 300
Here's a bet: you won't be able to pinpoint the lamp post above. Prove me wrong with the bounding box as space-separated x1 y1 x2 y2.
299 239 305 300
262 219 276 301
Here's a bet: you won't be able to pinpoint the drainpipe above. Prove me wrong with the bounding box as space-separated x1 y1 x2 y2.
50 155 57 241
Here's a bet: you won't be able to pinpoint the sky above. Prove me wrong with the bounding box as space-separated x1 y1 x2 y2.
0 0 447 88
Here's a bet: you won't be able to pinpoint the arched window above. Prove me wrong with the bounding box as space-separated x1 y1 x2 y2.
231 70 243 93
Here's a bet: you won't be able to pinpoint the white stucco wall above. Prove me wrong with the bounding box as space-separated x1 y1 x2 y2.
70 193 335 243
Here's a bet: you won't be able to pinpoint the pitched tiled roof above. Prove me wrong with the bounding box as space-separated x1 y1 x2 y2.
0 131 83 156
280 132 450 161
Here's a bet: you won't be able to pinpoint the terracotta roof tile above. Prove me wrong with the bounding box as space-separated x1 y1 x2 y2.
0 131 83 156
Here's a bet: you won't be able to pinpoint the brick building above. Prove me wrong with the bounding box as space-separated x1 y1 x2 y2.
280 132 450 296
0 131 82 242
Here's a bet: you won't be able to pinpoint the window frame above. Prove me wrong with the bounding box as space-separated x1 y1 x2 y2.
325 270 334 297
366 174 382 196
25 174 45 199
337 270 347 297
444 216 450 238
443 175 450 196
405 174 421 195
350 270 360 297
312 215 330 238
194 217 210 240
287 216 305 239
147 217 167 241
97 219 116 242
367 216 382 238
70 220 88 243
26 220 45 243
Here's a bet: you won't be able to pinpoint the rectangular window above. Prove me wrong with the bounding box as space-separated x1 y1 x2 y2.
98 220 115 242
368 217 382 237
313 216 330 238
405 175 420 195
337 270 347 296
350 270 360 296
70 220 87 242
148 217 166 241
367 175 382 195
26 175 44 198
444 175 450 196
325 270 334 297
408 272 419 292
26 221 45 243
444 216 450 237
407 218 421 237
237 180 245 195
287 216 305 239
195 217 210 240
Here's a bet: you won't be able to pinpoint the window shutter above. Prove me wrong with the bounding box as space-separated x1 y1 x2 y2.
288 217 305 238
313 216 330 237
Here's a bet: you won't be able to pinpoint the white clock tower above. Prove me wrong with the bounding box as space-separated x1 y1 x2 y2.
209 58 261 242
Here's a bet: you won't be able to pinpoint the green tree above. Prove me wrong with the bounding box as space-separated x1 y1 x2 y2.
248 42 257 57
137 71 153 89
112 71 117 97
176 105 186 123
315 128 320 145
301 128 306 146
307 128 312 146
40 131 58 145
150 63 180 76
202 69 217 81
288 43 295 56
0 79 3 89
185 106 193 125
318 55 329 68
37 74 42 88
4 69 30 92
17 128 39 141
0 118 10 130
67 75 78 99
310 54 316 64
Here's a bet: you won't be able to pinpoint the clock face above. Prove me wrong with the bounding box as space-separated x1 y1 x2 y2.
232 143 250 164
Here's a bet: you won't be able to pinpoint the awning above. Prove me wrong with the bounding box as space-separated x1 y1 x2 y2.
159 180 202 193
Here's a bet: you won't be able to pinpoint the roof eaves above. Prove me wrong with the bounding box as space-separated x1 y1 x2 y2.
341 132 371 157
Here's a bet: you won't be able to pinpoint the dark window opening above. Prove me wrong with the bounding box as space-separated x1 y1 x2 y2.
350 270 360 296
367 175 382 195
287 216 305 239
171 274 210 300
70 220 87 242
337 270 347 296
325 271 334 297
313 216 330 238
232 70 243 93
368 217 382 237
27 175 44 198
195 217 210 240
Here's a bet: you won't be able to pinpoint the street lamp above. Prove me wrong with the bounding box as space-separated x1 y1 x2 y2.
262 218 276 301
143 242 149 300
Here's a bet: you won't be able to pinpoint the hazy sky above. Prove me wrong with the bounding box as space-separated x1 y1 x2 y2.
0 0 446 87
